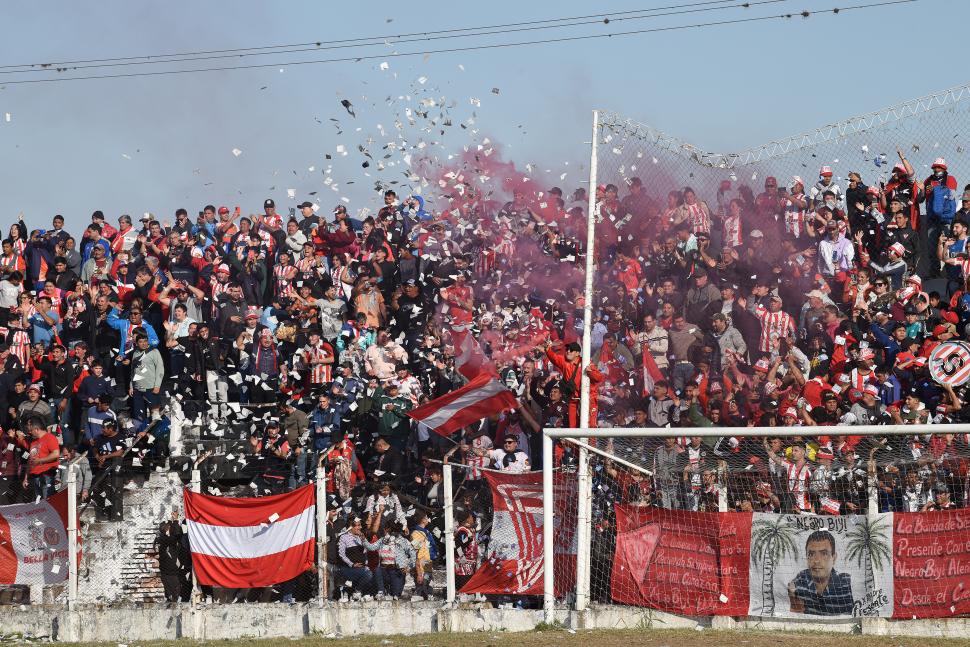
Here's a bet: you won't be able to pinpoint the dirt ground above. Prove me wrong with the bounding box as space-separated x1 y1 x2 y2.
88 628 970 647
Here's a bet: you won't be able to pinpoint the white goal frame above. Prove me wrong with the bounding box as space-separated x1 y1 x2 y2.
541 423 970 621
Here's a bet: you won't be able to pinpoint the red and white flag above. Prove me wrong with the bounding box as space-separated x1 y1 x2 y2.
641 347 664 396
450 324 495 380
0 490 76 586
459 471 576 596
183 484 315 588
408 373 517 437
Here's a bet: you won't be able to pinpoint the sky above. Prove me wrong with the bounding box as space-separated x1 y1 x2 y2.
0 0 964 231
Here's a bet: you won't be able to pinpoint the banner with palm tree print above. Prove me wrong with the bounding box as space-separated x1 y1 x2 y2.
748 513 892 618
610 508 970 618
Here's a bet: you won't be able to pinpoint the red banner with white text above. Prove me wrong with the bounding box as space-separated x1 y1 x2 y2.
608 509 970 619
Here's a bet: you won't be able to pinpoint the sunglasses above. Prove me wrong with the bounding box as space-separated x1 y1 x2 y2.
874 282 887 287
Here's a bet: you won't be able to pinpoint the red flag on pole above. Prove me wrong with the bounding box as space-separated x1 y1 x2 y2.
450 324 496 380
407 373 517 437
642 346 664 396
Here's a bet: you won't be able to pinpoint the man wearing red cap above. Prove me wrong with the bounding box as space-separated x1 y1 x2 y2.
925 158 960 277
810 165 843 210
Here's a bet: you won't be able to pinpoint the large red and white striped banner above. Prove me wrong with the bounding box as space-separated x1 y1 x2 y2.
183 484 315 588
407 373 517 437
460 470 576 596
0 490 75 586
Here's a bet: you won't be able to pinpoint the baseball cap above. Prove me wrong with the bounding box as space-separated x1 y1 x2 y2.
298 201 314 209
217 206 230 215
933 323 955 338
215 264 230 275
895 352 917 369
863 384 879 397
750 229 764 239
263 199 275 208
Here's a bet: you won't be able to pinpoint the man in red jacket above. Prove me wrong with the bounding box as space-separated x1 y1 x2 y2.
544 340 604 428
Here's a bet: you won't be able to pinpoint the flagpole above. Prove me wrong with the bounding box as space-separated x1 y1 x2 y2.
575 108 600 613
66 460 79 608
315 463 328 603
542 433 555 622
443 461 456 604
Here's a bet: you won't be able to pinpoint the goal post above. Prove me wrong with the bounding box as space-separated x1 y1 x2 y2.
542 422 970 619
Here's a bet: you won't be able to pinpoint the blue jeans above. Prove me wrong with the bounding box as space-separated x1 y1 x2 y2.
288 450 311 490
30 472 55 501
132 389 159 423
375 565 406 597
670 362 695 394
339 566 374 595
52 397 72 446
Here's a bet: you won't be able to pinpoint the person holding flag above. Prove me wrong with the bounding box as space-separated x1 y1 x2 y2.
543 339 604 428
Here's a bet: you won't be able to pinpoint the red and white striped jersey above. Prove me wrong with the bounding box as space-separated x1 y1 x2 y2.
840 368 876 393
303 342 334 384
755 306 795 352
784 193 809 238
684 202 711 234
295 256 318 275
463 433 493 481
785 460 813 512
475 249 495 277
12 239 26 257
8 329 30 367
273 264 296 298
722 214 742 248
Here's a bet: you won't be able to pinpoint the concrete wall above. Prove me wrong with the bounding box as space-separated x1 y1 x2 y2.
2 603 970 642
76 472 184 604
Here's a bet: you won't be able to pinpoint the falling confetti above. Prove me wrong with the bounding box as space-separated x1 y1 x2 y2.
232 148 242 157
340 99 356 117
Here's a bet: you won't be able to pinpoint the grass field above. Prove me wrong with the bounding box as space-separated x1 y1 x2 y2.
88 628 970 647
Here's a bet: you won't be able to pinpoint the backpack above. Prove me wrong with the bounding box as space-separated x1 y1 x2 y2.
930 182 956 223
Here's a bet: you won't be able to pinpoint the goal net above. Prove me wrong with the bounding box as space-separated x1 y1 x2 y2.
546 424 970 621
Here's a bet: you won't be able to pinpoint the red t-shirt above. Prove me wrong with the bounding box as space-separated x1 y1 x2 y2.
28 433 60 475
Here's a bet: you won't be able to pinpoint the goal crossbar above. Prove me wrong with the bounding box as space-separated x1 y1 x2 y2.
544 423 969 439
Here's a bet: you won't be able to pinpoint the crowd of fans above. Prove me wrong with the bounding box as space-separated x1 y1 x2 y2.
2 144 970 602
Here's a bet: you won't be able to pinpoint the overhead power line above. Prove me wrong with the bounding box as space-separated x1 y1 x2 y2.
0 0 766 72
0 0 920 86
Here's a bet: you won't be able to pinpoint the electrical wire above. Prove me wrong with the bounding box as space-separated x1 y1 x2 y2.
0 0 792 76
0 0 756 71
0 0 919 86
